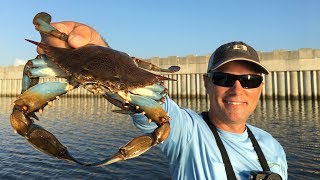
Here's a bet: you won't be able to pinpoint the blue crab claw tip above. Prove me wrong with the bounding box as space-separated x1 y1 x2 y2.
104 157 124 166
85 156 124 167
25 39 41 46
168 66 180 72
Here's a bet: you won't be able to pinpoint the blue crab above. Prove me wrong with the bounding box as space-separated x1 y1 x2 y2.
10 12 180 166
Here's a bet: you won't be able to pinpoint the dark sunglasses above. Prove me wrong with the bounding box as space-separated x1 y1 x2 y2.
209 72 263 89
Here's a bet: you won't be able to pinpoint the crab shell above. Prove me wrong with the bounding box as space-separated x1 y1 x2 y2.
26 39 171 93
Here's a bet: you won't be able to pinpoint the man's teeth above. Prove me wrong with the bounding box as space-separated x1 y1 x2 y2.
227 101 242 105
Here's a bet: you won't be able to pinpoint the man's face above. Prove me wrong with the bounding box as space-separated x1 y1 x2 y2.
204 61 263 126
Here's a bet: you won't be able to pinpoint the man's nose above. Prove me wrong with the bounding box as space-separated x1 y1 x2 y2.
230 80 245 91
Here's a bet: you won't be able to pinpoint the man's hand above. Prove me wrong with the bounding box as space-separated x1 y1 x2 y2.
37 21 108 54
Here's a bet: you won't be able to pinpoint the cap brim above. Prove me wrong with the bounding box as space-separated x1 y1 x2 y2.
209 58 270 75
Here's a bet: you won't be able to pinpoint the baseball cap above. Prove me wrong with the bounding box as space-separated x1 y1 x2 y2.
207 41 269 74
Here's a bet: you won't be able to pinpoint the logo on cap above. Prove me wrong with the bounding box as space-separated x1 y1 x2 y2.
233 44 248 51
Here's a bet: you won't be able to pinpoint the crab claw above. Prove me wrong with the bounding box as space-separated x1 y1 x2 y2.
10 106 83 164
132 57 180 73
33 12 68 41
26 124 84 164
10 81 85 165
87 135 154 166
87 122 170 166
85 92 171 167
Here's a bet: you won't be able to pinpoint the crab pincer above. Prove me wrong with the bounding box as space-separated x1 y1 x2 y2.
33 12 68 41
10 81 84 164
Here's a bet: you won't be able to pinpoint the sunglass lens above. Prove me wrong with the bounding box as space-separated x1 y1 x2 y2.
212 73 262 89
240 75 262 88
212 73 235 87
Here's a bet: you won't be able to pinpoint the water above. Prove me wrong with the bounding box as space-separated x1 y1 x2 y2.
0 97 319 179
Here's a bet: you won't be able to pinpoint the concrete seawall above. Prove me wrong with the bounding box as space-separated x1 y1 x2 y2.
1 48 319 100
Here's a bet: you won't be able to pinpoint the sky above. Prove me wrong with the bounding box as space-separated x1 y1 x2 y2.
0 0 319 66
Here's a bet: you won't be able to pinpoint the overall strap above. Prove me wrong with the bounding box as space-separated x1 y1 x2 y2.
202 112 271 179
202 112 237 180
246 127 270 171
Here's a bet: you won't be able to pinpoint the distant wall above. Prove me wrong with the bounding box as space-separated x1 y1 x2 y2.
147 48 320 74
1 48 320 79
1 48 320 100
0 66 23 80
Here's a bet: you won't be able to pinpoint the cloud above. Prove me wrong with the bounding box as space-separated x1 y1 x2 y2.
14 58 27 66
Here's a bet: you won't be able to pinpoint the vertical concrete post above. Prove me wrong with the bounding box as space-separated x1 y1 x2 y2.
261 74 266 99
3 80 6 96
297 71 303 100
77 87 80 97
79 87 84 97
171 74 178 97
166 74 172 96
311 70 317 99
285 72 290 99
85 87 89 97
4 79 8 96
303 71 312 99
9 79 12 96
14 79 19 96
264 73 273 99
200 74 207 98
190 74 196 98
171 74 175 96
272 72 278 99
196 74 201 98
277 72 286 99
18 79 22 95
177 74 182 98
317 71 320 99
290 71 299 100
186 74 190 99
0 80 3 96
11 79 16 96
179 74 186 98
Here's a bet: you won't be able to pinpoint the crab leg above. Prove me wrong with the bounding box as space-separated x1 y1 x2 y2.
125 93 170 123
103 93 138 114
22 56 40 93
10 81 84 165
22 55 67 93
105 82 168 114
26 55 67 78
144 82 167 93
130 87 167 103
129 83 168 102
15 82 70 112
33 12 68 41
132 57 180 73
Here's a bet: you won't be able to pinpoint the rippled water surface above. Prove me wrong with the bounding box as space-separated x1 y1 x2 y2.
0 97 319 179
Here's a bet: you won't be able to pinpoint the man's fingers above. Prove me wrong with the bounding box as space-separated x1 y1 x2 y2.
68 23 108 47
36 22 73 54
68 25 91 48
36 21 108 54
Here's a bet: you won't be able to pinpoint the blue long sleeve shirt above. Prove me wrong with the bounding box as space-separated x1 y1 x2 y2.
132 97 288 180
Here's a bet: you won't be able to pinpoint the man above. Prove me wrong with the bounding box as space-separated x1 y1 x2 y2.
39 21 287 179
132 41 287 180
